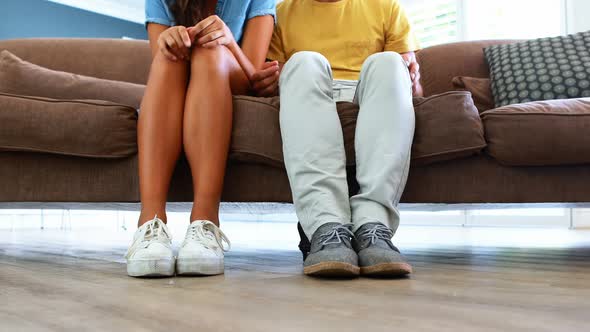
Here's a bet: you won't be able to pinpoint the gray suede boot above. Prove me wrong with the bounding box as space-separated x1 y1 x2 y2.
303 223 360 277
353 222 412 277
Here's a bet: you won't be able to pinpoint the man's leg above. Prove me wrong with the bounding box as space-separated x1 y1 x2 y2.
351 51 414 233
350 52 415 276
279 51 351 238
280 52 358 277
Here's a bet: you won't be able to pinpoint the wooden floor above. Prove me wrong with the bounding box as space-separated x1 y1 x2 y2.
1 228 590 332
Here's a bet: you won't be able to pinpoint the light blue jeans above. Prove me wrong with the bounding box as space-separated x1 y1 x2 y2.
279 51 415 238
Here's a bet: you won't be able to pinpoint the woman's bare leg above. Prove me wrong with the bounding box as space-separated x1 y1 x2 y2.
183 46 249 225
137 53 189 225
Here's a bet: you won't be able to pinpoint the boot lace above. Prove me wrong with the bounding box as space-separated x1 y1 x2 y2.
319 224 355 246
357 223 394 245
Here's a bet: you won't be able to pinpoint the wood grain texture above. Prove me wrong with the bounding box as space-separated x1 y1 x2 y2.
1 230 589 332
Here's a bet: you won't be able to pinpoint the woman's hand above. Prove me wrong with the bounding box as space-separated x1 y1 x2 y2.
157 26 192 61
188 15 236 49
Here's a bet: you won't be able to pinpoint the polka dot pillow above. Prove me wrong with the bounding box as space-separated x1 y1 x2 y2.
484 30 590 108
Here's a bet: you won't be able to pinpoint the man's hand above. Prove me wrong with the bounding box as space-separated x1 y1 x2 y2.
408 61 423 97
402 52 423 97
250 61 280 97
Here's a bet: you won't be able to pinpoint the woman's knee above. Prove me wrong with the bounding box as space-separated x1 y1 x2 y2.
189 46 248 94
151 51 189 75
189 46 233 76
142 52 189 109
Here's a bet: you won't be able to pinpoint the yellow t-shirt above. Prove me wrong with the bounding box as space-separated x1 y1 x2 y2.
268 0 420 81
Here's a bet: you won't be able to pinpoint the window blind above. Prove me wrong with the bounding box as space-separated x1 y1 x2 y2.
403 0 460 48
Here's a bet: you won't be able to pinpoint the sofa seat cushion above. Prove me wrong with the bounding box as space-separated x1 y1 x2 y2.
0 50 145 109
482 98 590 166
230 96 283 167
230 92 486 167
0 93 138 158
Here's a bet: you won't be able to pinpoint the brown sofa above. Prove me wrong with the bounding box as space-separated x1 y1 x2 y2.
1 38 590 205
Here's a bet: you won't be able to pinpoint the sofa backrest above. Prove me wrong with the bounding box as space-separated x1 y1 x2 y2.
0 38 152 85
0 38 517 96
417 40 517 96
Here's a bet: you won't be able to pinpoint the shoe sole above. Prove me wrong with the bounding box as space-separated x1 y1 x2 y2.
303 262 360 277
127 259 175 277
176 258 224 276
360 262 413 277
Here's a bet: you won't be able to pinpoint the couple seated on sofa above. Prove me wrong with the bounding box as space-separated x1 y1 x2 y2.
126 0 422 278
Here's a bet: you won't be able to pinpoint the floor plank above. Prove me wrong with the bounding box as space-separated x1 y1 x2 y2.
1 228 589 332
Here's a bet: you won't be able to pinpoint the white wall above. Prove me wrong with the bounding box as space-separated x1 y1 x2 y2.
566 0 590 33
461 0 564 40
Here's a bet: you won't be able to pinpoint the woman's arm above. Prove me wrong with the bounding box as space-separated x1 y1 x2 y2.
235 15 275 77
147 24 169 58
189 15 275 81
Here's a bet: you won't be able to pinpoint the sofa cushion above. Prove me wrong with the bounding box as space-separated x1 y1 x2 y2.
452 76 495 113
230 92 486 168
0 50 145 109
481 98 590 166
0 93 138 158
484 31 590 107
230 96 283 167
416 40 517 97
411 91 486 165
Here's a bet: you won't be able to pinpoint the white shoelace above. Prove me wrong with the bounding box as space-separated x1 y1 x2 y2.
125 215 171 259
183 221 231 252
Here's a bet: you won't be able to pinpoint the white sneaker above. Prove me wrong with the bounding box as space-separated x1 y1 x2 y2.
125 216 175 277
176 220 231 276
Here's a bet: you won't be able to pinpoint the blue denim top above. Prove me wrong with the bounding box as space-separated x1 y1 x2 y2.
145 0 276 43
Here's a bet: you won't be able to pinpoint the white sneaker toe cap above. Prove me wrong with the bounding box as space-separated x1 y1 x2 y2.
178 243 222 260
129 243 174 261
